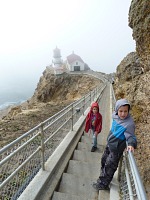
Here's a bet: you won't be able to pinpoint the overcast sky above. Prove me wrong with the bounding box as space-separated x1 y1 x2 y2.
0 0 135 91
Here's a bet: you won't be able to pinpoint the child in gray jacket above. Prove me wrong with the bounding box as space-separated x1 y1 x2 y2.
93 99 137 190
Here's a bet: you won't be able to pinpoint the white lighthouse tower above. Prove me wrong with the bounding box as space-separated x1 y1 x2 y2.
52 46 64 75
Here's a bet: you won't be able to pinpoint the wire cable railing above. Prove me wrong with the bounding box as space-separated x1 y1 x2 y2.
0 82 106 200
111 84 148 200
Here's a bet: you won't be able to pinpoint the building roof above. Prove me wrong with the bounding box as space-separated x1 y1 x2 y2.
67 52 84 64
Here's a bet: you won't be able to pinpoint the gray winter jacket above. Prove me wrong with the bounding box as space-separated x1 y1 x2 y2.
107 99 137 153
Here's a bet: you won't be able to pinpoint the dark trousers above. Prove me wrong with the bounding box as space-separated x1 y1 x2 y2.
98 145 123 186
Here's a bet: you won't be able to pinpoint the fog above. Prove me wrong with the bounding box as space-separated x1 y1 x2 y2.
0 0 135 104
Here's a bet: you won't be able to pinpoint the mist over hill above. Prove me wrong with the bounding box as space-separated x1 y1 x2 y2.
0 62 46 108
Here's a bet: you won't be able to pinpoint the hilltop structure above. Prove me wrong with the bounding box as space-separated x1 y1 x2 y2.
52 47 64 75
66 51 85 71
52 47 90 75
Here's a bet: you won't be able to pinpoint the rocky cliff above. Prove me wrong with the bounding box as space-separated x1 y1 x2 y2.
114 0 150 197
30 68 100 104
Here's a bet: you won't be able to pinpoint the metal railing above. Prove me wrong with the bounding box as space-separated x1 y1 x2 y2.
111 84 148 200
119 150 148 200
0 82 106 200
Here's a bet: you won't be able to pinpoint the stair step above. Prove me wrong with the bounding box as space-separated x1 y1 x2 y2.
81 135 104 147
77 142 104 153
77 142 91 152
73 149 101 163
81 135 92 145
98 190 110 200
58 173 98 199
67 160 100 178
52 191 92 200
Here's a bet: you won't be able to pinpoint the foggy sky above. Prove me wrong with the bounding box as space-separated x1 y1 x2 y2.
0 0 135 92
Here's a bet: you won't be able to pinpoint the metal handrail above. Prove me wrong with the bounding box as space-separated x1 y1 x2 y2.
127 150 148 200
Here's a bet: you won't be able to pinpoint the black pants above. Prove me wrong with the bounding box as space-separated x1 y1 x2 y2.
98 145 123 186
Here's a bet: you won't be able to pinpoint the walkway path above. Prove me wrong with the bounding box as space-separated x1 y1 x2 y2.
39 83 113 200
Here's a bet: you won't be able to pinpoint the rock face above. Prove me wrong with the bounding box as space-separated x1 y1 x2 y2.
116 52 144 82
114 0 150 197
115 57 150 199
129 0 150 72
30 69 101 104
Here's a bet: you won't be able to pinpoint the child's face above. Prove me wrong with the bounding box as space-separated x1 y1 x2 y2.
118 105 129 119
92 107 98 114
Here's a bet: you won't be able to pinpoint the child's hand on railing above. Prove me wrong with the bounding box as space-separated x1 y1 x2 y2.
127 145 134 152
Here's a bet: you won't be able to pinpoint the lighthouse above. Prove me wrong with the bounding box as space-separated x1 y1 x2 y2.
52 47 64 75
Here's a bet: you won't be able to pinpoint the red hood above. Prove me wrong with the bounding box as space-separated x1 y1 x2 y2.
91 102 99 112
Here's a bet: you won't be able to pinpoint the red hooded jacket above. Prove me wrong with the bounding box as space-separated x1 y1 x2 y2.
85 102 102 134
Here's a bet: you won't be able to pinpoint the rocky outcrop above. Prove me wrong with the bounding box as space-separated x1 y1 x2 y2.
129 0 150 72
30 69 101 104
116 52 144 82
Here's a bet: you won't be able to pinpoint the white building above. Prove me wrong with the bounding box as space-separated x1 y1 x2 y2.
66 52 85 71
52 47 64 75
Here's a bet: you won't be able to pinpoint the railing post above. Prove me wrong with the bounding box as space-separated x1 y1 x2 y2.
96 87 97 98
94 89 96 100
71 104 73 131
40 122 45 170
90 91 92 103
83 96 85 115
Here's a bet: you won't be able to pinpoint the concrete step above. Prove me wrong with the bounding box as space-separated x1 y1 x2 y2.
52 191 92 200
77 141 92 152
67 160 100 179
81 135 93 145
83 132 104 141
73 149 101 163
58 173 98 199
81 135 104 147
98 190 110 200
77 141 104 153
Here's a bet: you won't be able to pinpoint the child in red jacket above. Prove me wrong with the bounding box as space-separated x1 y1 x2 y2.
85 102 102 152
